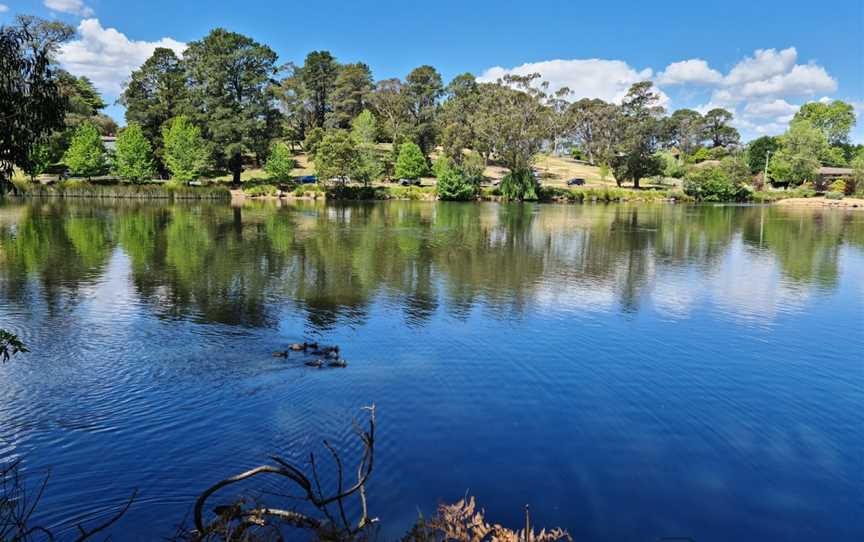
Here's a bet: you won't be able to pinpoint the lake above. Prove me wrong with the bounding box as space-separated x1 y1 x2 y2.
0 199 861 541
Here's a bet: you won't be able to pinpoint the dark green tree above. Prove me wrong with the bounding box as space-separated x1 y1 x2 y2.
610 81 664 189
120 47 187 173
328 62 373 129
470 74 550 176
404 65 443 155
435 157 478 201
369 78 412 144
300 51 340 128
746 136 781 174
0 17 69 193
314 130 359 183
703 108 740 148
184 29 280 185
567 98 620 166
437 73 481 164
662 108 705 155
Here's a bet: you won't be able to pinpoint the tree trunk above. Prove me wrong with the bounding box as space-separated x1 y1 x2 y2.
633 177 640 189
230 152 242 186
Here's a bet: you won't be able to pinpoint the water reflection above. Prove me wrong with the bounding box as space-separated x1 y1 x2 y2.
1 200 862 541
1 201 862 329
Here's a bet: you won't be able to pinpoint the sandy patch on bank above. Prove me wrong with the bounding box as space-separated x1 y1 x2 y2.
776 197 864 209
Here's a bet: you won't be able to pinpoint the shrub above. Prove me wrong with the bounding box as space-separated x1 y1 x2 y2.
436 162 478 201
658 151 685 178
394 142 428 179
685 147 712 164
683 164 750 202
264 142 296 181
162 116 208 182
243 184 278 197
828 179 846 193
63 122 107 179
114 124 155 183
500 168 539 201
825 191 844 200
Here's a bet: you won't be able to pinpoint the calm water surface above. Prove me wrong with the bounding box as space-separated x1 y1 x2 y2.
0 200 862 541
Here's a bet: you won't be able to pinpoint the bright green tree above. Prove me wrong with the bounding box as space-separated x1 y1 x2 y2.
793 100 856 146
162 116 208 182
314 130 359 182
114 123 155 182
351 110 377 145
394 141 428 179
264 142 296 180
850 152 864 195
769 119 828 186
63 122 106 179
21 141 54 181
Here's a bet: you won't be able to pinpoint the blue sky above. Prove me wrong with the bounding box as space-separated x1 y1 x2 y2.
2 0 863 141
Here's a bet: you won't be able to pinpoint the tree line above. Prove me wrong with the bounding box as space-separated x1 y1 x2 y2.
2 15 862 201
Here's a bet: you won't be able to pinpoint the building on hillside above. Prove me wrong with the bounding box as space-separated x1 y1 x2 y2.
101 136 117 152
817 166 853 190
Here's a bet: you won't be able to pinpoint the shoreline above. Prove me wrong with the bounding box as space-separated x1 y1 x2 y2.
774 196 864 209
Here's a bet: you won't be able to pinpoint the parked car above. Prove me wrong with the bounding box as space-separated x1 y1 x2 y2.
399 178 420 186
297 175 317 184
566 178 586 186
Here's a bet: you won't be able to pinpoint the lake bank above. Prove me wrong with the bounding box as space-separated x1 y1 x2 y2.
776 196 864 209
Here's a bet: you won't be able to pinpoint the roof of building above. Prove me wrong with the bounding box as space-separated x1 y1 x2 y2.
819 166 854 175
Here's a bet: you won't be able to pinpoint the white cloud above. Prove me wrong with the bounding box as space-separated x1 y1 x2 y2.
58 18 186 98
743 99 799 121
44 0 94 17
478 58 663 105
657 59 722 86
679 47 842 139
739 64 836 98
0 4 9 13
723 47 797 87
